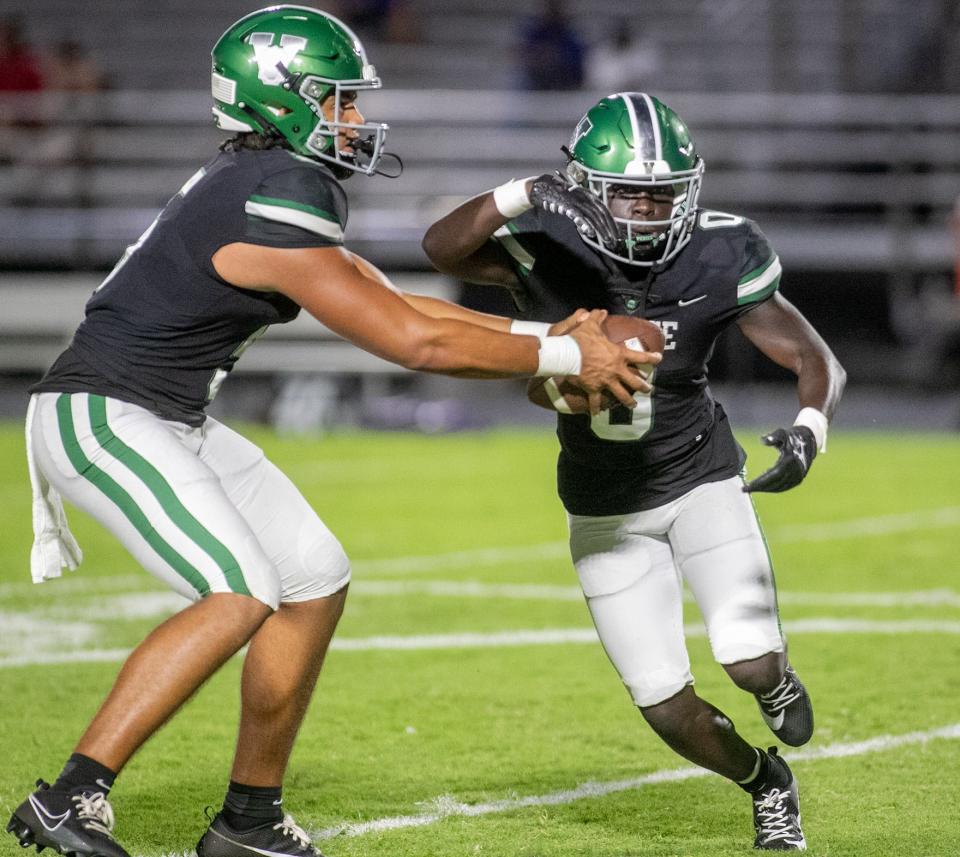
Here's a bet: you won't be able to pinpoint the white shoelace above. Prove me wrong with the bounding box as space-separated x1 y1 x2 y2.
71 791 116 838
754 788 801 844
273 814 312 850
759 673 801 714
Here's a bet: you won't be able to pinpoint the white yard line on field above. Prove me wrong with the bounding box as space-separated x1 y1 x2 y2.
4 579 960 614
339 581 960 608
770 505 960 543
3 504 956 600
308 722 960 842
354 505 960 575
355 542 570 575
6 617 960 669
145 721 960 856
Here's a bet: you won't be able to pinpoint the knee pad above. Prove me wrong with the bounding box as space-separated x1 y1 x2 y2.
623 670 692 709
279 526 351 602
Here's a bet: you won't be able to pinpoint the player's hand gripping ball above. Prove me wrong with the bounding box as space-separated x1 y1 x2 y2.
526 315 665 413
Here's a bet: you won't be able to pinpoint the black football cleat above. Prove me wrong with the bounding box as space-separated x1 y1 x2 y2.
6 779 130 857
196 810 324 857
756 666 814 747
750 748 806 851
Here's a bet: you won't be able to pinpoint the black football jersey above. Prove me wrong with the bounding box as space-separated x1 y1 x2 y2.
32 148 349 426
494 208 782 515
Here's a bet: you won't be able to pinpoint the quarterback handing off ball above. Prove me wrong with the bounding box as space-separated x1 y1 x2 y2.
528 315 665 413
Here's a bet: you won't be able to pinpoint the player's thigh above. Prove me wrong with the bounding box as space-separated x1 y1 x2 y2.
198 418 350 602
30 392 279 607
569 512 691 707
669 476 783 664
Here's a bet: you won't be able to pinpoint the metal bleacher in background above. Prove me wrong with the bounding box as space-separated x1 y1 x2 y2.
2 0 959 410
1 86 958 383
2 88 958 274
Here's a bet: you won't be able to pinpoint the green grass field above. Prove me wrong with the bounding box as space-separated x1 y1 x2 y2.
1 422 958 856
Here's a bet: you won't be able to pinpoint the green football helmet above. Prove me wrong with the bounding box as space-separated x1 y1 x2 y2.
211 5 388 175
565 92 704 266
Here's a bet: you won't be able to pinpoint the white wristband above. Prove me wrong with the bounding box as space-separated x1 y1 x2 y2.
536 335 582 377
492 178 534 219
794 407 829 452
510 319 552 340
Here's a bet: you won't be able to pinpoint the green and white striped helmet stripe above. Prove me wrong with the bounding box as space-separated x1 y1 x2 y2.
619 92 658 165
618 92 671 174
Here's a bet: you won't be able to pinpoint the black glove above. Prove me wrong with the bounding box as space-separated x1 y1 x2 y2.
742 426 818 493
529 173 620 250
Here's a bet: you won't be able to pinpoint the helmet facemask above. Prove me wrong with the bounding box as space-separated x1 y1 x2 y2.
293 73 388 176
571 163 703 266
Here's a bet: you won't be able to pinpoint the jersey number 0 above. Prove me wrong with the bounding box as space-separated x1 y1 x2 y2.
590 389 654 441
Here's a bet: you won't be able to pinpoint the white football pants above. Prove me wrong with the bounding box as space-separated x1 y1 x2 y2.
27 392 350 609
568 476 784 708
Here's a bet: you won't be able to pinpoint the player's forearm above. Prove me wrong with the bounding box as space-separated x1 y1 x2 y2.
796 349 846 421
400 292 511 332
404 316 538 377
421 192 509 273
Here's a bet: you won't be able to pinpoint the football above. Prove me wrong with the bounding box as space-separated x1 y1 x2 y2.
526 315 665 414
601 314 666 357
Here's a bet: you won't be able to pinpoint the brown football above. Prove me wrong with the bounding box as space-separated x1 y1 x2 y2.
526 315 665 414
601 314 666 355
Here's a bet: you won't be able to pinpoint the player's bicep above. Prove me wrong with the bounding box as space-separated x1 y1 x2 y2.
736 293 829 374
214 242 436 366
437 238 522 288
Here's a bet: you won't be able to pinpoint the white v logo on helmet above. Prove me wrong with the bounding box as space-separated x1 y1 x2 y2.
247 33 307 86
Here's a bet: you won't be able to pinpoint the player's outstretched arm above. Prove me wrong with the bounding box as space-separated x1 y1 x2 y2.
737 293 847 493
421 174 617 285
349 251 516 331
212 242 649 409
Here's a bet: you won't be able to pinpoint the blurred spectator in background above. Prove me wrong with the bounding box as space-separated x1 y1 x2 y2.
517 0 586 91
2 34 106 207
334 0 419 44
585 19 660 93
42 39 107 92
0 15 43 92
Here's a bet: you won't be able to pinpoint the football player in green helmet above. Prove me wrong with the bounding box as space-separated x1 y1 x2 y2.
8 13 661 857
211 4 390 176
422 91 847 850
564 92 703 265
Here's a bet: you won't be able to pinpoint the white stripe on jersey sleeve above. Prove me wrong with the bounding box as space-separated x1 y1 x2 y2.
493 225 535 275
737 255 782 301
244 200 344 242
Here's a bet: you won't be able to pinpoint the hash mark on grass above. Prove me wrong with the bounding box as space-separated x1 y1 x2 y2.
146 722 960 856
311 722 960 841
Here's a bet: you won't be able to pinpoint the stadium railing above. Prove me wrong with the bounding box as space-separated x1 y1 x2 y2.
1 89 957 271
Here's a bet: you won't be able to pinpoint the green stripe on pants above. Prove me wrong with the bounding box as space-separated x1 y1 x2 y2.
55 394 213 596
86 395 251 596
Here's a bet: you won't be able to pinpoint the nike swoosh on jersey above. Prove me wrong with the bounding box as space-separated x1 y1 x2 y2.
27 794 70 832
677 295 707 306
